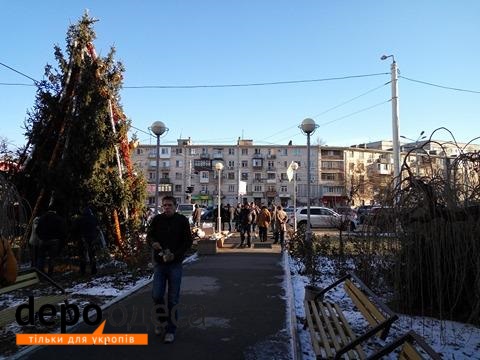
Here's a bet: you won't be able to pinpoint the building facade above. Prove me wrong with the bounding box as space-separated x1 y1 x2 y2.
131 137 479 209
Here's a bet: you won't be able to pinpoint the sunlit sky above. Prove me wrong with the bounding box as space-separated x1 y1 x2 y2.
1 1 479 150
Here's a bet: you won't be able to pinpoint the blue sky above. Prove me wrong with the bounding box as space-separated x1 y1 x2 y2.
1 1 479 150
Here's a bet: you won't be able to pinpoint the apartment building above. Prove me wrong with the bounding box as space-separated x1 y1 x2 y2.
131 137 479 209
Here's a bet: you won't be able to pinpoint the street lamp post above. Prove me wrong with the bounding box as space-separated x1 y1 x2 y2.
215 162 224 234
400 131 426 175
291 162 299 233
381 54 401 191
150 121 168 214
299 118 319 244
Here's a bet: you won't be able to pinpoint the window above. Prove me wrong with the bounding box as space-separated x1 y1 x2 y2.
136 148 143 155
241 172 249 180
175 148 182 155
175 160 183 168
267 185 276 192
241 148 248 155
161 160 170 168
174 184 182 192
267 173 276 180
252 159 262 167
254 185 262 192
149 172 155 180
228 148 235 155
175 172 182 180
321 173 336 181
189 148 196 155
254 173 262 180
228 184 235 192
280 148 288 156
280 173 288 180
241 160 248 168
281 185 287 192
228 160 235 168
267 161 275 169
254 148 261 154
228 172 235 180
200 171 209 180
161 147 169 155
292 148 301 156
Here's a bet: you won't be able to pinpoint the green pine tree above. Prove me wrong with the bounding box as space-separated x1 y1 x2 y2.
15 13 146 260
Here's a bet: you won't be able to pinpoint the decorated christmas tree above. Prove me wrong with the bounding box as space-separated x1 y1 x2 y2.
15 13 146 261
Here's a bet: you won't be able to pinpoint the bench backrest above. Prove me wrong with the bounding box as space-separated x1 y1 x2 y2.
344 278 387 331
399 341 423 360
0 271 40 295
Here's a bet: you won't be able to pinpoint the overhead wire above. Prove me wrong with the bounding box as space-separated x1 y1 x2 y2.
399 76 480 94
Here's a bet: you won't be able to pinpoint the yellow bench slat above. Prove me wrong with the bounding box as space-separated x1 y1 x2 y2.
345 279 386 331
0 294 66 327
399 341 423 360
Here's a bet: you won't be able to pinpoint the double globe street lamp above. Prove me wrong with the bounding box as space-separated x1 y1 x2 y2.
299 118 319 244
290 161 299 233
150 121 168 214
215 162 224 234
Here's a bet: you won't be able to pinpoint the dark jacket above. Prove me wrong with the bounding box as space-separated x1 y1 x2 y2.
36 211 67 245
147 213 193 264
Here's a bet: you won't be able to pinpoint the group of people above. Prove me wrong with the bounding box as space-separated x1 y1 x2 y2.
193 201 289 248
236 202 289 248
29 204 103 275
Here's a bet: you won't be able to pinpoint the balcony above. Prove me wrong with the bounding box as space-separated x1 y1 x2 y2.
159 178 171 184
212 152 224 160
200 153 210 159
252 153 264 159
252 178 264 183
266 191 277 197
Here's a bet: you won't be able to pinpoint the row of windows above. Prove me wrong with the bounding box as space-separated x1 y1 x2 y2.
166 184 290 193
145 159 305 170
138 147 305 157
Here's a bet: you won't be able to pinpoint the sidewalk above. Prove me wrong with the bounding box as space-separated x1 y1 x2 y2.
22 235 296 360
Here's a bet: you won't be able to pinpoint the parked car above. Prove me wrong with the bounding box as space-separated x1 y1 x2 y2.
356 205 374 224
362 206 396 232
177 203 195 224
289 206 356 231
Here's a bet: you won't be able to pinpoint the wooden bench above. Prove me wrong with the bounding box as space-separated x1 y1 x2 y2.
304 272 398 359
0 268 68 327
366 330 441 360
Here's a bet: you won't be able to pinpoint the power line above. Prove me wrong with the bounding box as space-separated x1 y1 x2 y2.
0 62 38 83
122 73 389 89
399 75 480 94
0 82 36 87
317 99 391 128
311 82 390 118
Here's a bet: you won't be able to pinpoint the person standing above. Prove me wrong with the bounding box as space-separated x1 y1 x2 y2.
238 203 253 247
274 205 288 248
257 206 271 242
227 204 236 232
192 204 202 228
35 204 67 274
147 196 193 343
72 207 100 275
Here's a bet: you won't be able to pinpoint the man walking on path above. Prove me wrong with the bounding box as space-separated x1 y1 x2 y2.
147 195 193 343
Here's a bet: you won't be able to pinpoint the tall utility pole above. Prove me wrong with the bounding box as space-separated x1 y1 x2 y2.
382 55 401 191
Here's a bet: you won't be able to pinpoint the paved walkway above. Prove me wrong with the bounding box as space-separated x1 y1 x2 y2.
22 236 296 360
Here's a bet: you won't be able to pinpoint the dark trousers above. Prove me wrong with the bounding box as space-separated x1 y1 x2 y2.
36 239 63 274
259 226 268 242
240 224 251 246
79 237 97 275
